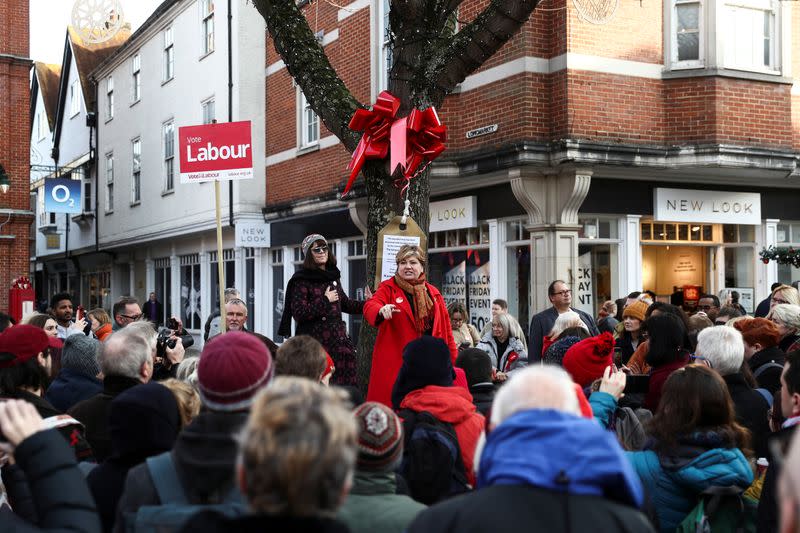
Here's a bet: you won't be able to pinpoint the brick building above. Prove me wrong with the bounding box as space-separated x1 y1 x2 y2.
263 0 800 339
0 0 33 317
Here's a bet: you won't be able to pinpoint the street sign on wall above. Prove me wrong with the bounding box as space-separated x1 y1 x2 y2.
179 121 253 183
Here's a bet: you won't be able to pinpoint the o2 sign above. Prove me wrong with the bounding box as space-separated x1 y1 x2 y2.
44 178 82 214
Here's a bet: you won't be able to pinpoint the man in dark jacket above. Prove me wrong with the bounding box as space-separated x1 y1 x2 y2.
0 399 101 532
695 326 771 457
46 334 103 413
68 327 155 461
178 377 353 533
406 365 654 533
455 348 496 416
758 350 800 533
528 280 599 362
114 331 275 533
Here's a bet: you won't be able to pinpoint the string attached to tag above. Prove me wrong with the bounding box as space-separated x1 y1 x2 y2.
399 198 411 231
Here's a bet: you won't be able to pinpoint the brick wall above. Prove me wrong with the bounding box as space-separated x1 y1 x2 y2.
265 0 799 209
0 0 32 315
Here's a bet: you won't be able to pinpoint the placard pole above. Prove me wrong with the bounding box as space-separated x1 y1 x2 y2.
215 179 227 333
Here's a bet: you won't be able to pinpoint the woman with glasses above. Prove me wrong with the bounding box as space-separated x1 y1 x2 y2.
278 234 366 386
448 301 480 348
364 245 458 406
767 303 800 354
770 284 800 310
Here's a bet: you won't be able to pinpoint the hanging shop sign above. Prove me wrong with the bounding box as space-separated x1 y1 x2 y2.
179 120 253 183
44 178 82 214
429 196 477 232
654 188 761 225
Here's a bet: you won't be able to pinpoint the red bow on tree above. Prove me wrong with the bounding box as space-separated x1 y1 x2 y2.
343 91 447 197
343 91 401 196
390 106 447 183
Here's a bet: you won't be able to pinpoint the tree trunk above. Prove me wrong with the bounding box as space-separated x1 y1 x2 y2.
355 162 431 392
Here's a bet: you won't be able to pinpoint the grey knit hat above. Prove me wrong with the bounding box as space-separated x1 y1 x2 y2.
543 336 582 367
301 233 327 256
61 334 101 378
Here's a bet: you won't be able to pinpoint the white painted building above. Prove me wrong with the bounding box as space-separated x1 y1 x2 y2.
92 0 266 342
30 27 130 310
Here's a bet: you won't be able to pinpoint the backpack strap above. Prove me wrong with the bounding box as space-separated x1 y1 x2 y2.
754 361 783 379
755 388 774 407
146 452 189 505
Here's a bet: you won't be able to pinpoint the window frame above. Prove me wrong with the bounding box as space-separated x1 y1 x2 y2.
297 90 320 149
669 0 705 70
721 0 780 74
163 120 175 193
201 0 215 56
202 98 215 124
131 53 141 103
131 138 141 205
69 79 81 117
106 76 114 120
163 27 175 82
105 152 114 213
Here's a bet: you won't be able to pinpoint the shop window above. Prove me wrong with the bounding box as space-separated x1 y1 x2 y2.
180 254 201 330
640 221 714 242
776 222 800 285
271 249 285 341
430 222 489 249
347 238 367 345
723 224 756 243
724 247 754 290
210 249 236 313
579 217 617 239
245 248 255 331
506 244 531 330
428 249 492 332
155 257 171 327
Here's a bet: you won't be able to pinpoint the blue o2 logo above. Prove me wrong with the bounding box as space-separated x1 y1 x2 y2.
44 178 82 214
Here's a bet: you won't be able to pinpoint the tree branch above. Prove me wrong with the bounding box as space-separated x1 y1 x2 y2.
430 0 540 94
252 0 362 152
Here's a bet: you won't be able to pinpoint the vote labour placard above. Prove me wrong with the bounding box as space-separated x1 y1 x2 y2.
179 121 253 183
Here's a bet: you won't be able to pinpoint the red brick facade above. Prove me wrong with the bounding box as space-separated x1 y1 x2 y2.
265 0 800 207
0 0 32 315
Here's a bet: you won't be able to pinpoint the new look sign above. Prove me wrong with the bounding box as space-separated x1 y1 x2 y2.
654 188 761 225
179 121 253 183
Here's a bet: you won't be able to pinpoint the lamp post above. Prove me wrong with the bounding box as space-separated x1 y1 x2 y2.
0 165 10 194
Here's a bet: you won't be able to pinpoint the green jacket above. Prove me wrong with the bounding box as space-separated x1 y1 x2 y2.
337 471 426 533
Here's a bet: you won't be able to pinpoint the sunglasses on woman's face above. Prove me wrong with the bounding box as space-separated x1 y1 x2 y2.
311 246 328 254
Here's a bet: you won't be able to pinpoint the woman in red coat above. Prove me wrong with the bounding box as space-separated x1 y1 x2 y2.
364 245 458 406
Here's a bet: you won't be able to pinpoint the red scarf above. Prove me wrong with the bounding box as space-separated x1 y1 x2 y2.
394 273 434 334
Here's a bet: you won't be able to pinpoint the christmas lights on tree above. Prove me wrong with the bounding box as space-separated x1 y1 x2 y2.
760 246 800 268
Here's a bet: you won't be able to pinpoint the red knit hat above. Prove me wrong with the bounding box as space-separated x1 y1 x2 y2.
198 331 274 411
562 332 615 388
0 325 50 369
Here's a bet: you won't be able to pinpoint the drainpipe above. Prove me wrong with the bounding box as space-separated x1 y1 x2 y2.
227 0 234 228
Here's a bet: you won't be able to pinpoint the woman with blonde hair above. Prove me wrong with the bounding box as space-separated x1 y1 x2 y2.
161 378 201 427
770 284 800 309
364 245 457 406
448 300 481 348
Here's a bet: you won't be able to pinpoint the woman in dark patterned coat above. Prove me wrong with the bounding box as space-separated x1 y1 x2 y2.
278 234 366 385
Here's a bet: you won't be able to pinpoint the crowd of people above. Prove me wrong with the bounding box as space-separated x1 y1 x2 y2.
1 236 800 532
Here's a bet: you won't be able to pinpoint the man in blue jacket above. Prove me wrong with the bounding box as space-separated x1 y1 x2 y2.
528 280 599 361
406 366 653 533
